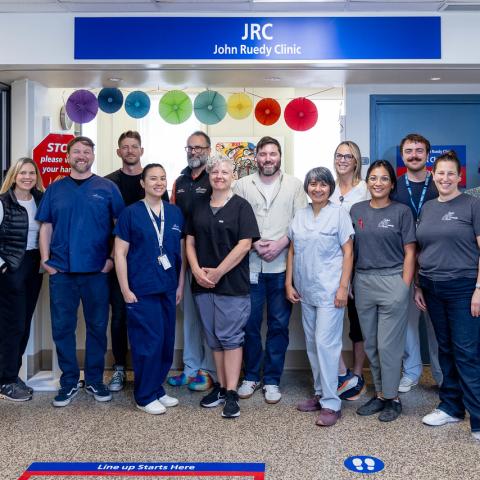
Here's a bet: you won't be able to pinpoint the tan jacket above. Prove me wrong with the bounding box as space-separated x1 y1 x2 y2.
234 171 307 273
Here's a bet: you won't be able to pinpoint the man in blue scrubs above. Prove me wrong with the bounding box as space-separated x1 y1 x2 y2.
37 136 124 407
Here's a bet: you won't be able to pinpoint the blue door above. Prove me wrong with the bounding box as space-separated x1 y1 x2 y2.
370 94 480 189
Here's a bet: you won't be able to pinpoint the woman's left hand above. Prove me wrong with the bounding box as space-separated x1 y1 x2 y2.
203 267 223 285
471 288 480 317
334 286 349 308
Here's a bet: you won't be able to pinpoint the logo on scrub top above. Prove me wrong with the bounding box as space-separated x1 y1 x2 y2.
441 211 458 221
377 218 394 229
171 224 182 232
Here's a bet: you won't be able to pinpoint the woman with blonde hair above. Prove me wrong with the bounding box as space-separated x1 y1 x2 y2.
330 141 369 401
0 158 44 402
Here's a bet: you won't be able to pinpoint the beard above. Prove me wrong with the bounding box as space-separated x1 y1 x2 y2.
259 162 280 176
187 153 208 169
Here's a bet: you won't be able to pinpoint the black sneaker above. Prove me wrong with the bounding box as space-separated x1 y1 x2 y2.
222 390 240 418
85 383 112 402
0 382 32 402
52 382 82 407
17 377 33 395
379 399 402 422
356 396 386 416
200 382 226 408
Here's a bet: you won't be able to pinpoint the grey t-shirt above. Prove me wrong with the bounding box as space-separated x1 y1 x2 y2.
417 193 480 281
350 200 416 273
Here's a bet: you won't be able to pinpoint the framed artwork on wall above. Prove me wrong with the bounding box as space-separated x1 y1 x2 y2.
212 136 284 179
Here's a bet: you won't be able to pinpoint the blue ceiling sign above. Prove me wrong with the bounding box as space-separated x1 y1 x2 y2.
344 456 385 474
74 17 441 61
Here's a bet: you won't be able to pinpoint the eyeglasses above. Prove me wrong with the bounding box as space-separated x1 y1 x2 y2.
335 153 354 161
185 146 209 153
368 176 391 184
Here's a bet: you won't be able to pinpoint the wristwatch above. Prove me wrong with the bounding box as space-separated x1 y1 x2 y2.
475 283 480 289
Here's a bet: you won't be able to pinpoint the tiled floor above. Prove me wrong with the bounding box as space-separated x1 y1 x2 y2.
1 370 478 480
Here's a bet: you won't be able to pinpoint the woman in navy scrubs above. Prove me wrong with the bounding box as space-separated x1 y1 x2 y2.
114 163 185 415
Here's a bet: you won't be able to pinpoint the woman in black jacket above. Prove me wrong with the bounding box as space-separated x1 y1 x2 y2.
0 157 44 402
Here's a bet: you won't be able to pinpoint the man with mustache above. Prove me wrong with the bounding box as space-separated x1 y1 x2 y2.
391 133 442 392
167 131 216 392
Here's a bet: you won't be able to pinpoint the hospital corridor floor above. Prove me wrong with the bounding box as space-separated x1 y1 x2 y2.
1 370 478 480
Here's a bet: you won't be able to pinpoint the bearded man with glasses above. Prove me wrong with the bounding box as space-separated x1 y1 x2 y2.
167 131 216 392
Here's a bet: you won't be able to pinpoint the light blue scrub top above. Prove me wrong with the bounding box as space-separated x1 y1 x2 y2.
288 202 354 307
36 175 124 273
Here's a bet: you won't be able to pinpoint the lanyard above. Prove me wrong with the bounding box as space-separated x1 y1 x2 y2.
405 172 431 218
143 200 165 254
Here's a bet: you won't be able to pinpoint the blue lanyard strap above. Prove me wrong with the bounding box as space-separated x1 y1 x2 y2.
405 173 431 217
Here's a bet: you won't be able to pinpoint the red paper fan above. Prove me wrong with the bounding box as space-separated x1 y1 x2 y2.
284 97 318 131
255 98 281 126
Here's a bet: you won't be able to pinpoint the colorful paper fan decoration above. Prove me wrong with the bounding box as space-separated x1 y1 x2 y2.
65 89 98 124
97 88 123 114
158 90 192 124
194 90 227 125
284 97 318 131
227 93 253 120
125 91 151 119
255 98 281 126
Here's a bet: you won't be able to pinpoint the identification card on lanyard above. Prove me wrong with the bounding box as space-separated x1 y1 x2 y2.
142 200 171 270
405 173 431 227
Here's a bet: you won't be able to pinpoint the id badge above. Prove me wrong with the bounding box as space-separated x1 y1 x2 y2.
158 255 172 270
250 271 259 284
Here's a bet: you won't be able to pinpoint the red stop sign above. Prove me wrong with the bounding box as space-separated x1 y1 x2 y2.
33 133 75 188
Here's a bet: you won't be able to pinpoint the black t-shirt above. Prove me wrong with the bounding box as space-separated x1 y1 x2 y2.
105 169 168 206
391 173 438 222
186 194 260 296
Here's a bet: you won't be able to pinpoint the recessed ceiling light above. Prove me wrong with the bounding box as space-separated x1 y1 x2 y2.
430 77 441 81
108 77 122 82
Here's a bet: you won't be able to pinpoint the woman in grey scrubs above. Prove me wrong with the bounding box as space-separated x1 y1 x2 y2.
415 151 480 442
350 160 416 422
286 167 354 427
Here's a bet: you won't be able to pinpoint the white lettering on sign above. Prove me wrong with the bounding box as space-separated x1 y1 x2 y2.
46 143 68 153
241 23 273 41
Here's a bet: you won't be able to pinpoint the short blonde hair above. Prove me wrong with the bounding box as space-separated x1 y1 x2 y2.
206 154 235 174
0 157 44 194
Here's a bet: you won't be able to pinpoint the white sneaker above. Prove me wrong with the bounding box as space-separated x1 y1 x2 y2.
237 380 260 399
158 394 179 407
263 384 281 404
137 399 166 415
472 431 480 441
422 409 461 426
398 376 418 393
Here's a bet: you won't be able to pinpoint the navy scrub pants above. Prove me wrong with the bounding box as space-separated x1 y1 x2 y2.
49 272 110 388
126 291 176 407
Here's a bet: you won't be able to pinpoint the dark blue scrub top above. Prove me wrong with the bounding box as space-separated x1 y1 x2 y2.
114 200 184 296
36 175 125 273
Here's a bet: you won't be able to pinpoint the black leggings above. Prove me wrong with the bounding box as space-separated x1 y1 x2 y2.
0 250 43 384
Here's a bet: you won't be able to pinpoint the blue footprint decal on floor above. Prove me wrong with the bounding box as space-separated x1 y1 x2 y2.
344 456 384 474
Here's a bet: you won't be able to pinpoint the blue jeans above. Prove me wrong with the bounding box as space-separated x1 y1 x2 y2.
49 272 110 388
243 272 292 385
420 275 480 432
